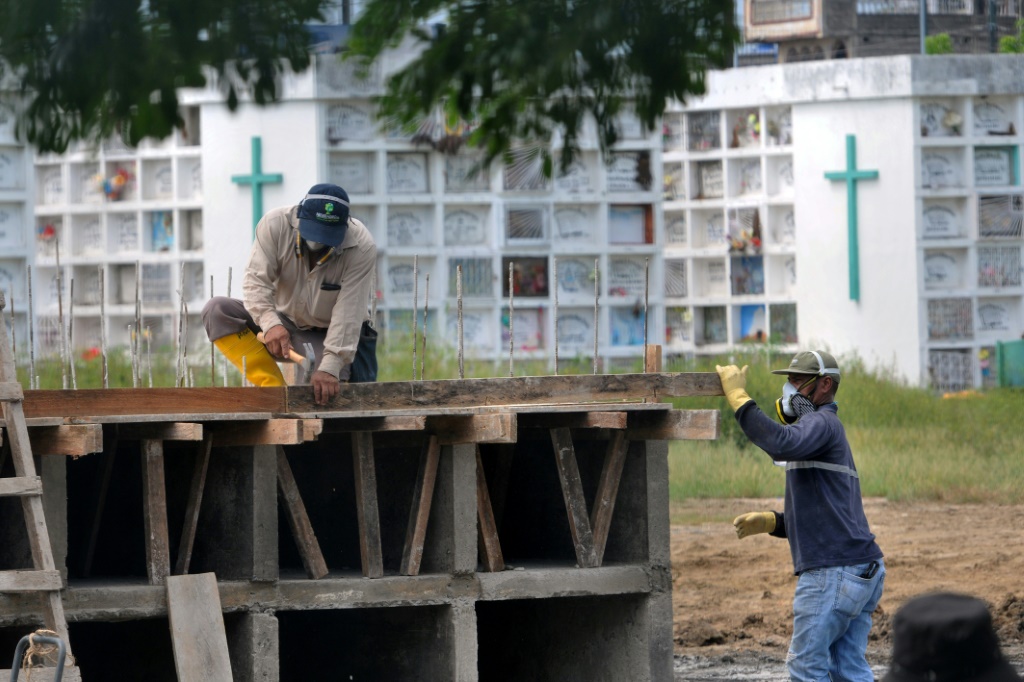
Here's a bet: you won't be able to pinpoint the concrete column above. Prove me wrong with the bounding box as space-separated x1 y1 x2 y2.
227 611 279 682
643 439 673 682
451 600 479 682
192 444 277 581
40 455 69 581
422 443 478 575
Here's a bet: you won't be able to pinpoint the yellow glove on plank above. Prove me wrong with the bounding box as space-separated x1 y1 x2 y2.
716 364 752 411
733 511 776 539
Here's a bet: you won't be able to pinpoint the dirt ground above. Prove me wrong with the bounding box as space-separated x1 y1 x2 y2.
671 498 1024 670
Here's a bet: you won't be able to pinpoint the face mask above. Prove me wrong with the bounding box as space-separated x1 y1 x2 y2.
781 380 817 420
304 239 326 252
780 382 799 417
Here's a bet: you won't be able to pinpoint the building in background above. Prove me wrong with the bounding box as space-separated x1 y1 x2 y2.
667 54 1024 390
745 0 1021 63
2 37 1022 390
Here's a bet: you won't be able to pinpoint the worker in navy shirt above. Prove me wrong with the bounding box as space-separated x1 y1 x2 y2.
717 350 884 682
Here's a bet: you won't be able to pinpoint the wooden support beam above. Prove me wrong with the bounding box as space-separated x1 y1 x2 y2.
475 446 505 573
626 409 720 441
117 423 203 441
518 411 627 430
0 569 63 592
550 428 598 568
166 573 233 682
321 416 427 433
485 443 516 532
140 439 171 585
174 435 213 576
276 447 328 580
590 431 630 565
23 387 286 419
208 419 317 447
351 432 384 578
82 433 117 578
285 372 723 413
0 381 23 401
429 413 517 444
0 476 42 497
400 436 440 576
28 425 103 456
301 419 323 442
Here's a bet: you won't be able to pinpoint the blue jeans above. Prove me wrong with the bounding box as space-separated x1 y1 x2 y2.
787 560 885 682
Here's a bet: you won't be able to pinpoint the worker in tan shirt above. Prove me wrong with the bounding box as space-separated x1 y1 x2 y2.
202 183 377 404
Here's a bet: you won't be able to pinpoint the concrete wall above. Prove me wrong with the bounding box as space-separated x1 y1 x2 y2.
0 419 675 681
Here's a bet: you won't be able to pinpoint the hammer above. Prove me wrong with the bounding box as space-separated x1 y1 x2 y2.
256 332 317 383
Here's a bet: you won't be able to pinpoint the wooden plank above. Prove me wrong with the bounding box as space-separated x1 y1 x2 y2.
174 435 213 576
351 432 384 578
117 422 203 441
590 431 630 565
23 387 286 419
549 428 598 568
276 446 329 580
321 416 427 433
166 573 233 682
399 436 440 576
209 420 305 447
0 399 71 650
518 411 628 430
429 413 517 444
285 372 723 412
475 446 505 572
0 381 23 401
301 419 323 442
626 409 720 441
644 345 663 373
0 569 62 592
141 439 171 585
28 424 103 456
0 476 42 497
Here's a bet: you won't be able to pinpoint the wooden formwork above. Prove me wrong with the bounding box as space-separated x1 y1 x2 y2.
0 372 723 681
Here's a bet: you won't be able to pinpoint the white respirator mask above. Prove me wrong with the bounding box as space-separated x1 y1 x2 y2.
304 239 326 252
780 381 800 417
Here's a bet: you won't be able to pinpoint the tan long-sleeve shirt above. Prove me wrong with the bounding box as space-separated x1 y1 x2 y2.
243 205 376 379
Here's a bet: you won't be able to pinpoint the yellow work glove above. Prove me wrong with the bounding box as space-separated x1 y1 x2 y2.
733 511 776 539
716 364 752 411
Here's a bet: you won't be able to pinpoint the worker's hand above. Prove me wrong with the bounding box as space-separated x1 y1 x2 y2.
311 370 340 406
733 511 776 539
262 325 292 360
716 364 752 411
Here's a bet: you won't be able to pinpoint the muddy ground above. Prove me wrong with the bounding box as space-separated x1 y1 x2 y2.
671 499 1024 679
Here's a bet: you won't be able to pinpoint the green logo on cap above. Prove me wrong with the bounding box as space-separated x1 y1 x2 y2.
325 203 334 213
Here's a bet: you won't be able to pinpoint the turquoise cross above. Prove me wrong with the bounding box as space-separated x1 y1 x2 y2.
231 137 283 239
825 135 878 303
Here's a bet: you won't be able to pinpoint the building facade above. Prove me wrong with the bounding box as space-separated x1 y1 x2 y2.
745 0 1022 62
2 53 1023 390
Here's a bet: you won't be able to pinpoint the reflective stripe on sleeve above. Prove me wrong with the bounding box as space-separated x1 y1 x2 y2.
785 460 859 479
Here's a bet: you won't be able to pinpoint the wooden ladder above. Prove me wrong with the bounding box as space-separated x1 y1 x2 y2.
0 292 73 665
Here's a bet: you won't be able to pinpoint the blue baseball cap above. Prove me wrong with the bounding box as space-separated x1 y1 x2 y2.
297 183 350 247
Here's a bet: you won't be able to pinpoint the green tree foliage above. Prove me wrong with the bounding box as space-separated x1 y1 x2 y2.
925 33 954 55
999 19 1024 53
0 0 323 153
346 0 737 173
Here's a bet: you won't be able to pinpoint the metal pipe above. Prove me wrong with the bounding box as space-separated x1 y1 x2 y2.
553 256 559 376
457 264 464 379
27 266 35 389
